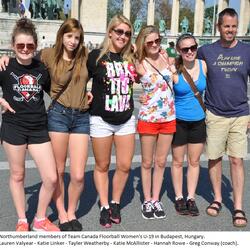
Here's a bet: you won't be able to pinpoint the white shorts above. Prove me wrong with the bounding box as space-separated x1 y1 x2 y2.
90 115 136 138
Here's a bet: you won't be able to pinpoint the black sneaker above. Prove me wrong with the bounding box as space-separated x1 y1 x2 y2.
141 201 155 219
175 198 189 215
186 199 199 216
70 219 82 231
58 221 73 231
100 208 112 228
152 201 166 219
110 202 121 224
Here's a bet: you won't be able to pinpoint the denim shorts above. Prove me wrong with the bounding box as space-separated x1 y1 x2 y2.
48 101 90 134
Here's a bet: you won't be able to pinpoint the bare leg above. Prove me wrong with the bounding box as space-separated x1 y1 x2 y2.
28 142 57 219
49 132 69 223
171 145 186 198
3 142 26 219
152 134 173 201
67 134 89 220
207 157 223 215
140 135 157 201
186 143 204 199
92 136 113 207
229 156 246 226
112 134 135 202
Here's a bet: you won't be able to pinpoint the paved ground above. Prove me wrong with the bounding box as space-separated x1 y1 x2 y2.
0 90 249 233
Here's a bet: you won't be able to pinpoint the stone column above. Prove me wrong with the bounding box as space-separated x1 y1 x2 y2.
71 0 80 20
193 0 205 36
170 0 180 35
147 0 155 25
0 1 2 12
238 0 250 36
123 0 130 20
80 0 108 33
216 0 229 35
217 0 229 16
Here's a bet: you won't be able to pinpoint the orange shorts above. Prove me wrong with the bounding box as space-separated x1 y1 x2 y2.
137 119 176 134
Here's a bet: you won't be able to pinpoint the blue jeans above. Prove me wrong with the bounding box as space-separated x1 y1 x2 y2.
48 101 90 134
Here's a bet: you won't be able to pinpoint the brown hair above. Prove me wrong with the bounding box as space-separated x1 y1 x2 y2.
52 18 86 84
218 8 238 26
11 18 38 46
135 25 160 62
175 33 197 73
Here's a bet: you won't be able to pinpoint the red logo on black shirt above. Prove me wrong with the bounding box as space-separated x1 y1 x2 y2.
11 72 42 102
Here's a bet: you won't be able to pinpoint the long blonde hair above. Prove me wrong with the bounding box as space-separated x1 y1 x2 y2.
135 25 160 62
52 18 86 83
97 14 134 63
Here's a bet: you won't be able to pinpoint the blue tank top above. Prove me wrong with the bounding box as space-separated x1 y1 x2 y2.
173 59 206 121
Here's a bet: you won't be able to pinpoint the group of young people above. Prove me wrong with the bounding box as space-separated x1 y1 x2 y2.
0 7 249 231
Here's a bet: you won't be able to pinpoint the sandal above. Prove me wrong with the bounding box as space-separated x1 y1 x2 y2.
232 210 248 228
206 201 222 217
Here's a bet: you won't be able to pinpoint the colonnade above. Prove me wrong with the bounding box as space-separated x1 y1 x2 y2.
72 0 250 36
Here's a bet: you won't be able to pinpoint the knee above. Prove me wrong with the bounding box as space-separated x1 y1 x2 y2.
95 161 110 173
10 169 25 183
70 171 85 185
116 162 131 174
172 159 184 169
230 157 243 168
43 174 57 189
154 158 166 169
141 159 153 170
188 159 200 168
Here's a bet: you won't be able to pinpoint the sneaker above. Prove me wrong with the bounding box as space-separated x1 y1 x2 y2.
16 221 29 232
186 199 199 216
141 201 155 219
100 208 112 228
70 219 82 231
152 201 166 219
110 202 121 224
175 198 189 215
33 218 60 231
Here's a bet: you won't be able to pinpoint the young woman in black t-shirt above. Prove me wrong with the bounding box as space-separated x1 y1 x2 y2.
87 15 136 228
0 18 59 232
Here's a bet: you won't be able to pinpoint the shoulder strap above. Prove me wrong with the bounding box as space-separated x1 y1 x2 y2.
144 58 173 94
52 60 76 103
182 67 206 112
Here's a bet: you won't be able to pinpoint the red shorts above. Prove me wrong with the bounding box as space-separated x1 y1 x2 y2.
137 119 176 134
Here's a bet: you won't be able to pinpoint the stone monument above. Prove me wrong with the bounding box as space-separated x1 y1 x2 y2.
180 16 189 33
203 17 212 35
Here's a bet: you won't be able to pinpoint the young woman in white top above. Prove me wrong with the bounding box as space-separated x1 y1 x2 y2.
135 25 177 219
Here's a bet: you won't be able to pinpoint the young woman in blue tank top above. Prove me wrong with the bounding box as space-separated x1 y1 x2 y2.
171 34 207 216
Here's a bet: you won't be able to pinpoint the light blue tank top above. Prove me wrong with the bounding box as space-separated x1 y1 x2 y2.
173 60 206 121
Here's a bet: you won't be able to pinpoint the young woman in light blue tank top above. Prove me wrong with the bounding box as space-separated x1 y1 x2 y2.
171 34 207 216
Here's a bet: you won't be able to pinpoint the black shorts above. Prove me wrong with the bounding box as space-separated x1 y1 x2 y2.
0 122 50 145
172 119 206 146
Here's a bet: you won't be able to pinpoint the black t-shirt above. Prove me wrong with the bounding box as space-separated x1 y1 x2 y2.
0 58 51 128
87 49 135 125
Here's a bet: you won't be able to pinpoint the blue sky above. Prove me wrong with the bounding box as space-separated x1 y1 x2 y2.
206 0 240 14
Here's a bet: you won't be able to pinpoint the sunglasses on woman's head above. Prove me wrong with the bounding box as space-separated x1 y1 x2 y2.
145 38 161 47
112 29 132 38
180 44 198 54
15 43 36 51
